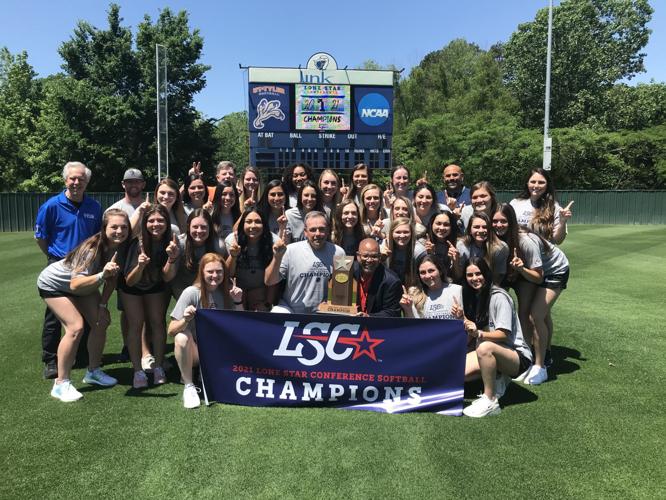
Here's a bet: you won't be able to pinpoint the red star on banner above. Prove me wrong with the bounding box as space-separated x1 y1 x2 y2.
337 327 384 361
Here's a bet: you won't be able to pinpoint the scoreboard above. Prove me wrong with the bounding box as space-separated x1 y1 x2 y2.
247 53 394 172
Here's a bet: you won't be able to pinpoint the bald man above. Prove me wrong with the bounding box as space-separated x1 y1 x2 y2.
436 164 471 210
353 238 402 317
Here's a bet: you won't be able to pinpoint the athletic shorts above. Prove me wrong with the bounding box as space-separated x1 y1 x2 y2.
517 351 532 375
540 268 569 290
118 283 165 296
38 288 74 299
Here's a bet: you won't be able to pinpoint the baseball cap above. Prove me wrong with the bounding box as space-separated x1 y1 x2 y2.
123 168 144 181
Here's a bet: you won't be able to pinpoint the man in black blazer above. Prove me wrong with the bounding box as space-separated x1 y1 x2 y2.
354 238 402 317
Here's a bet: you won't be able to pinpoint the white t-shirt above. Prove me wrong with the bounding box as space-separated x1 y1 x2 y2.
510 198 563 239
411 284 463 320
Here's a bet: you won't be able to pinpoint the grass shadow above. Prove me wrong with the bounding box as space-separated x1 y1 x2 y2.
548 344 584 381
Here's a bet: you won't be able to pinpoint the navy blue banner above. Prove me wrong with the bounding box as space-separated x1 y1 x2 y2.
353 86 394 134
248 83 290 132
196 310 467 415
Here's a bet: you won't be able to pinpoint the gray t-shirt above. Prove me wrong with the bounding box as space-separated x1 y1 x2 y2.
487 287 532 362
215 212 235 242
170 285 226 338
456 239 509 276
518 233 543 270
285 207 306 242
37 256 99 294
225 232 278 290
278 240 346 314
412 283 463 320
526 233 569 275
106 198 140 218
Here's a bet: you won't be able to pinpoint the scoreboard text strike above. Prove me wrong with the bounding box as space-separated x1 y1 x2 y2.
247 52 394 171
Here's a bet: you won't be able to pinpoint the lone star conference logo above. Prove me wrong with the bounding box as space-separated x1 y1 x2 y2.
273 321 384 367
253 98 285 129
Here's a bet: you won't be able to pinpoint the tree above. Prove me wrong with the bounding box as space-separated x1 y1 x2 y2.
394 39 518 130
212 112 249 170
23 3 216 191
504 0 653 128
0 48 41 191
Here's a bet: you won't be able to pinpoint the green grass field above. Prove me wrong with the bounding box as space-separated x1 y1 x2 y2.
1 226 665 499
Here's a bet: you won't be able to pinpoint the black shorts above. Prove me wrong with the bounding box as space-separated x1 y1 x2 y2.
38 288 74 299
540 268 569 290
517 351 532 375
118 283 166 296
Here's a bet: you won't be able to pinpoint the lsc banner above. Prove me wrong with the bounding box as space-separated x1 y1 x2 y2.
196 310 467 415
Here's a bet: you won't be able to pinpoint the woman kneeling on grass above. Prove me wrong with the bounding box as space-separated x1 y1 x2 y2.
461 257 533 418
168 253 244 408
38 209 130 402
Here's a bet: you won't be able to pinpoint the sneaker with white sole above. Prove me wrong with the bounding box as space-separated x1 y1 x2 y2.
525 365 548 385
153 366 167 385
83 368 117 387
133 370 149 389
51 380 83 402
183 384 201 409
495 374 511 399
463 394 501 418
141 355 155 373
512 365 533 383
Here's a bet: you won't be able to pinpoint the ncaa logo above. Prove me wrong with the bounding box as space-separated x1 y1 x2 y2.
358 93 390 126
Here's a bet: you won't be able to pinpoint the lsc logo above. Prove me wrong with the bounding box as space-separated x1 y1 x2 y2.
357 93 390 126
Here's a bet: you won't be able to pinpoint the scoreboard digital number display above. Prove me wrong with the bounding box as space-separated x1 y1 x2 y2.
295 84 351 131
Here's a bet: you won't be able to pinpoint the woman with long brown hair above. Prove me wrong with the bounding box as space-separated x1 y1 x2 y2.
38 209 130 401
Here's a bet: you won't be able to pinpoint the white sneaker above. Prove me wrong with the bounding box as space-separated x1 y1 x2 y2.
512 365 533 383
525 365 548 385
495 374 511 399
463 394 501 418
51 380 83 402
83 368 117 387
141 355 155 373
183 384 201 409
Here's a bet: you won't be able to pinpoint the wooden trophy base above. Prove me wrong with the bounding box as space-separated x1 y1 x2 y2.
317 302 357 316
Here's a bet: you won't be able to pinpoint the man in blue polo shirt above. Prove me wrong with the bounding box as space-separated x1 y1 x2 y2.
35 162 102 378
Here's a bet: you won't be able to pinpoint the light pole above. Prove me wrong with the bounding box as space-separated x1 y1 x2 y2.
543 0 553 171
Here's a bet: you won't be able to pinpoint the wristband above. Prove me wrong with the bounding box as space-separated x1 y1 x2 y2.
478 330 483 340
98 303 107 308
233 301 243 305
168 258 177 264
97 272 105 283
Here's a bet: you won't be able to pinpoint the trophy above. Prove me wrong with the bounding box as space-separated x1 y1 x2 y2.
318 255 358 315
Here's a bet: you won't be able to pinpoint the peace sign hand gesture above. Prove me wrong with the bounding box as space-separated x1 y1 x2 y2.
229 277 243 304
399 285 412 310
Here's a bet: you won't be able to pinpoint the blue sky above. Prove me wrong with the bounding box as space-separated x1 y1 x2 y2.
3 0 664 119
